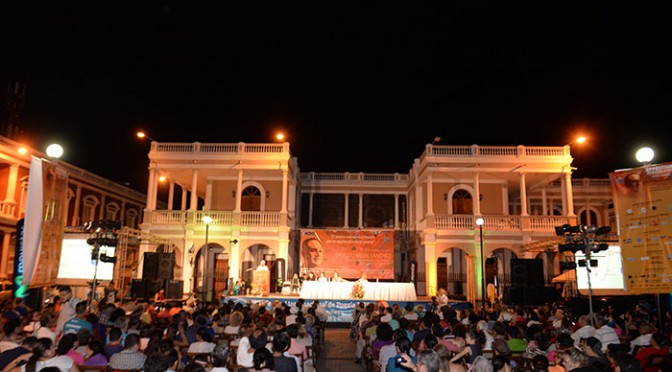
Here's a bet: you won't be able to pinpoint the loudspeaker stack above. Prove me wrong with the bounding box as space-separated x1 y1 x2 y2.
504 258 548 306
136 252 177 300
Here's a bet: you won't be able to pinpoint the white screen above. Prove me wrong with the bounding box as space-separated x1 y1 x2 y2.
575 245 625 295
57 238 115 280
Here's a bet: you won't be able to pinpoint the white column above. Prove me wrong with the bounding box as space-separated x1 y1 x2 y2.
565 172 576 217
519 172 528 216
235 169 243 212
427 172 434 216
344 193 349 228
358 193 363 228
99 195 106 219
281 169 288 213
180 185 187 211
205 180 213 210
146 166 157 210
190 169 198 211
541 186 548 215
473 172 481 215
4 164 19 202
71 185 82 226
394 194 399 229
0 232 11 278
308 192 314 227
168 181 175 211
230 241 241 282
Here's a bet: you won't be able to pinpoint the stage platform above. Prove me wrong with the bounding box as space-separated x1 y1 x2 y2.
223 293 471 323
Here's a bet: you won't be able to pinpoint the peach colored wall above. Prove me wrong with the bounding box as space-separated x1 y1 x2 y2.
210 180 237 210
479 183 504 214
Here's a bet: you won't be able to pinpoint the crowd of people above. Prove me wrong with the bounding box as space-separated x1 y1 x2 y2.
351 292 672 372
0 284 329 372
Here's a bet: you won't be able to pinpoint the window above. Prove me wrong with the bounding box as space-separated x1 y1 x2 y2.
106 203 120 220
452 190 473 214
241 187 261 211
126 209 138 228
81 196 100 223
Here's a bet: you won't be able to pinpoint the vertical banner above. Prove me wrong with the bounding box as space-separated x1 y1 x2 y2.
609 162 672 294
13 219 28 299
300 229 394 279
21 156 69 287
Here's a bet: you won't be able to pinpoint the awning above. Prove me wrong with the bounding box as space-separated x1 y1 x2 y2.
552 270 576 283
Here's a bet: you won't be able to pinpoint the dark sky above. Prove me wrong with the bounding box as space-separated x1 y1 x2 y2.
2 2 671 193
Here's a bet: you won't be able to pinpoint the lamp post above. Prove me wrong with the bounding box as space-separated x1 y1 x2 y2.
476 217 485 317
202 215 212 302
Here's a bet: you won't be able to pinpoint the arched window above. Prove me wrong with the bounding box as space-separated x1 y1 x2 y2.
81 195 100 223
579 208 600 226
241 186 262 211
452 190 473 214
106 203 120 220
126 209 138 228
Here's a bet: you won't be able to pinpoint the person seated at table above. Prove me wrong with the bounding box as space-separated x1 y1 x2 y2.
357 273 369 283
332 271 347 282
307 271 316 281
317 272 329 282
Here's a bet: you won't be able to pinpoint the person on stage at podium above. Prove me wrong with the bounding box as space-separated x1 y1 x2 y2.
153 288 165 304
256 259 269 271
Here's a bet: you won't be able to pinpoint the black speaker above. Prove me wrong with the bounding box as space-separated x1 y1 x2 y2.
485 258 497 284
511 258 544 287
145 279 164 299
143 252 158 279
165 280 183 299
157 252 175 280
130 279 146 299
504 286 547 306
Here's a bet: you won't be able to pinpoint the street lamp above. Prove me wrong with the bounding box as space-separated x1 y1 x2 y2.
46 144 64 159
202 215 212 302
476 217 485 317
136 131 155 142
636 147 654 164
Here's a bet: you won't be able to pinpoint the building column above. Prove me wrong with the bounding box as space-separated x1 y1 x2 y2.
473 172 481 215
281 169 288 214
424 237 437 296
190 169 199 211
71 185 82 226
541 186 548 215
180 185 187 211
168 181 175 211
358 193 363 228
394 194 399 229
344 193 349 228
427 172 434 216
3 164 19 216
0 232 11 278
308 192 314 227
564 171 576 217
235 169 243 212
205 179 213 210
229 240 241 282
146 166 157 210
519 172 529 216
99 194 107 219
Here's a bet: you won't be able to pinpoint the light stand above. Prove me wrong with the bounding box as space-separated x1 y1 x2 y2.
202 215 212 302
476 217 486 317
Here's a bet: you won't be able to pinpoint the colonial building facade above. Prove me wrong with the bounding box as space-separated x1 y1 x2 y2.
140 141 614 304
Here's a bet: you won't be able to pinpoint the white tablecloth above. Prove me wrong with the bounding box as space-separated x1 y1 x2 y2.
300 281 417 301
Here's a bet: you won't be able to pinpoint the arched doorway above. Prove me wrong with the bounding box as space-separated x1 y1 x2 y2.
490 248 518 302
193 242 226 301
437 248 468 300
242 244 277 293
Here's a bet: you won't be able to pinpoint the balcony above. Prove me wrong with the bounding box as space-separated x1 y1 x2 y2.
146 210 286 227
434 215 572 232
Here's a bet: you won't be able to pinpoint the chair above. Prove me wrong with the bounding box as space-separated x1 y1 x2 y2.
644 353 672 372
186 351 212 365
77 365 109 372
289 352 306 371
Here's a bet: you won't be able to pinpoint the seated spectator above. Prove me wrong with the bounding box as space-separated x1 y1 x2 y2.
635 332 668 372
19 337 78 372
109 333 147 370
211 344 230 372
82 340 108 367
251 347 275 372
56 333 84 366
0 322 22 353
271 331 297 372
104 327 125 359
187 327 216 354
33 315 56 342
0 337 38 371
386 336 416 372
144 352 169 372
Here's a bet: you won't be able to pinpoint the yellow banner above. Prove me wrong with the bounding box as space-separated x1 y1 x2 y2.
609 162 672 294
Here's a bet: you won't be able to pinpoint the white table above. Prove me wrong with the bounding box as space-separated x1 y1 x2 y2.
300 281 417 301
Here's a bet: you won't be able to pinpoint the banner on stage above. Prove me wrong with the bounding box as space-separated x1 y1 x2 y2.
300 229 394 279
609 162 672 294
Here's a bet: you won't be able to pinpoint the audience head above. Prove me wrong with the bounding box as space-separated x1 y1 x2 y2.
252 347 274 370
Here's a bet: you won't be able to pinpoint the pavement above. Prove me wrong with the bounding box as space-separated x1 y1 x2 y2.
316 325 367 372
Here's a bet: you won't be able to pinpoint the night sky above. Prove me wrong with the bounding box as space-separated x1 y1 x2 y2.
2 2 670 193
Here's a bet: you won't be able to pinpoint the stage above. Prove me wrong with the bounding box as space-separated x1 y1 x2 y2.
222 293 471 323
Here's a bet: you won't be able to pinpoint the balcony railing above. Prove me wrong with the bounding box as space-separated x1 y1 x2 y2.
147 210 284 227
434 214 571 232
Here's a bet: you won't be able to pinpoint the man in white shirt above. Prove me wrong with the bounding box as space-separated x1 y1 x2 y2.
629 322 654 354
55 285 80 338
593 315 619 352
571 314 596 346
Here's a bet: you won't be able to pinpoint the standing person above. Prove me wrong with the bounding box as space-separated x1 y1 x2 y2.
256 260 269 271
62 302 93 336
104 281 117 305
55 285 79 338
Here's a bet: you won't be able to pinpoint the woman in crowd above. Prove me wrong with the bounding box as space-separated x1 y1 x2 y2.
16 337 79 372
82 340 107 367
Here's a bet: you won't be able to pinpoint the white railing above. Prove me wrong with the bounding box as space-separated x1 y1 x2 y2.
425 144 568 158
153 142 290 155
147 210 282 227
196 211 234 225
150 211 187 225
240 212 280 226
434 214 570 232
0 201 16 218
528 216 571 230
